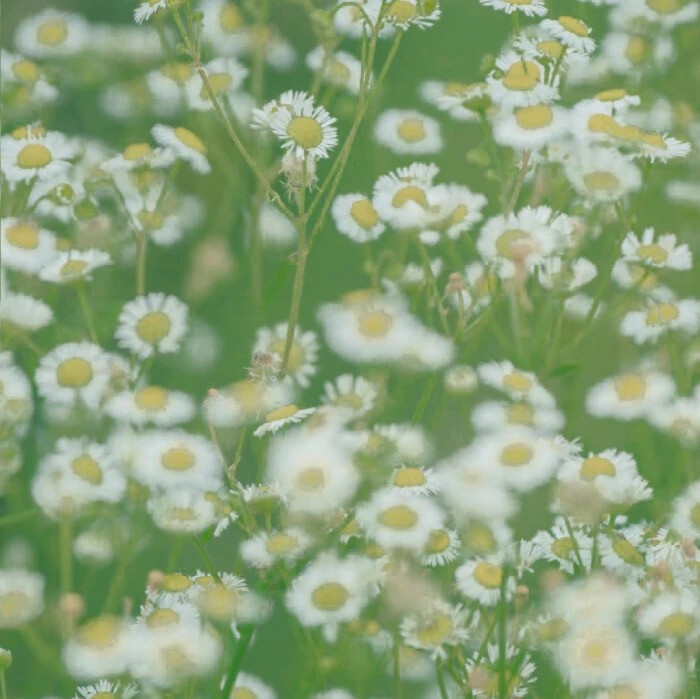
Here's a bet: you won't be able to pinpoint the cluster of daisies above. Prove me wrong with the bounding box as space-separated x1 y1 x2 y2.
1 1 699 698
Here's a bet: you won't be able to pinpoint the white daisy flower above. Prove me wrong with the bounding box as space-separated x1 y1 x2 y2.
0 290 53 332
100 142 174 173
134 0 168 24
477 206 574 279
594 656 682 699
540 16 595 54
493 103 567 151
478 360 555 406
151 124 211 174
598 524 648 580
1 130 74 182
1 217 56 274
650 395 700 444
384 0 441 29
455 558 514 606
1 50 58 104
487 50 559 108
480 0 547 16
106 386 196 427
31 437 127 519
115 293 188 358
586 370 676 421
74 680 138 699
422 183 488 241
322 374 378 417
564 146 642 203
286 552 379 629
14 10 89 58
147 488 218 534
549 574 632 627
35 342 110 409
230 673 277 699
532 519 593 574
146 62 194 113
621 228 692 270
387 465 440 496
400 600 469 660
356 489 444 552
374 109 443 155
466 643 536 699
0 354 33 436
253 404 317 437
443 364 478 394
240 528 310 569
257 202 296 247
472 400 564 434
306 47 363 95
420 80 486 121
38 249 111 284
266 428 360 515
538 256 597 292
331 193 386 243
0 569 44 628
200 0 248 55
63 615 130 680
184 57 248 112
132 430 223 491
670 481 700 540
637 589 700 644
419 528 461 567
204 378 293 428
613 0 698 29
620 298 700 344
555 623 636 690
371 161 439 229
592 88 641 111
253 322 318 387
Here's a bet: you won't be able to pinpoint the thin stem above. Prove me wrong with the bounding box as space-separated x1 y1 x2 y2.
505 150 531 216
0 671 6 699
102 538 135 612
497 569 509 699
562 517 586 572
0 508 38 527
75 282 99 343
435 661 448 699
192 537 221 582
220 625 255 698
135 232 147 296
59 516 73 595
230 424 249 482
412 374 437 424
393 639 402 699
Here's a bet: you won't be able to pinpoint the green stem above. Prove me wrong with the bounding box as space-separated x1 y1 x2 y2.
59 516 73 595
192 537 221 582
102 538 135 612
412 374 437 424
0 509 38 527
497 569 509 699
393 639 402 699
435 661 448 699
0 671 6 699
220 625 255 698
135 232 147 296
75 282 99 343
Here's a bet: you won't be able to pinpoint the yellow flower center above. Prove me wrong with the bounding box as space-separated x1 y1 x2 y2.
77 615 119 648
265 404 299 422
350 198 380 229
386 0 417 22
558 16 589 36
200 72 233 100
199 585 240 621
495 229 536 259
135 386 169 411
551 536 575 558
595 88 628 102
645 302 679 326
328 59 352 83
162 62 193 85
537 618 567 641
378 504 418 530
71 454 103 485
60 259 88 278
232 689 257 699
295 466 325 491
56 357 93 388
161 446 195 471
503 61 540 91
37 19 68 46
614 374 646 401
287 116 323 149
691 503 700 527
358 310 393 338
538 40 565 60
220 3 244 31
269 338 304 372
514 104 553 130
611 537 645 565
506 0 534 4
636 242 668 263
265 533 299 555
582 639 610 663
311 582 349 611
138 210 165 230
506 402 534 426
123 143 152 160
135 311 172 344
393 467 427 488
626 36 649 64
608 686 639 699
473 561 503 589
465 523 497 554
174 126 207 154
391 185 428 208
231 379 265 413
499 442 534 466
12 60 40 82
503 371 532 393
161 573 192 591
92 693 116 699
449 204 469 225
415 614 453 646
17 143 52 169
657 613 694 637
333 393 364 410
583 171 620 193
580 455 616 480
146 608 180 627
5 222 39 249
444 81 470 96
647 0 681 13
397 118 427 143
425 528 451 554
0 591 31 625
